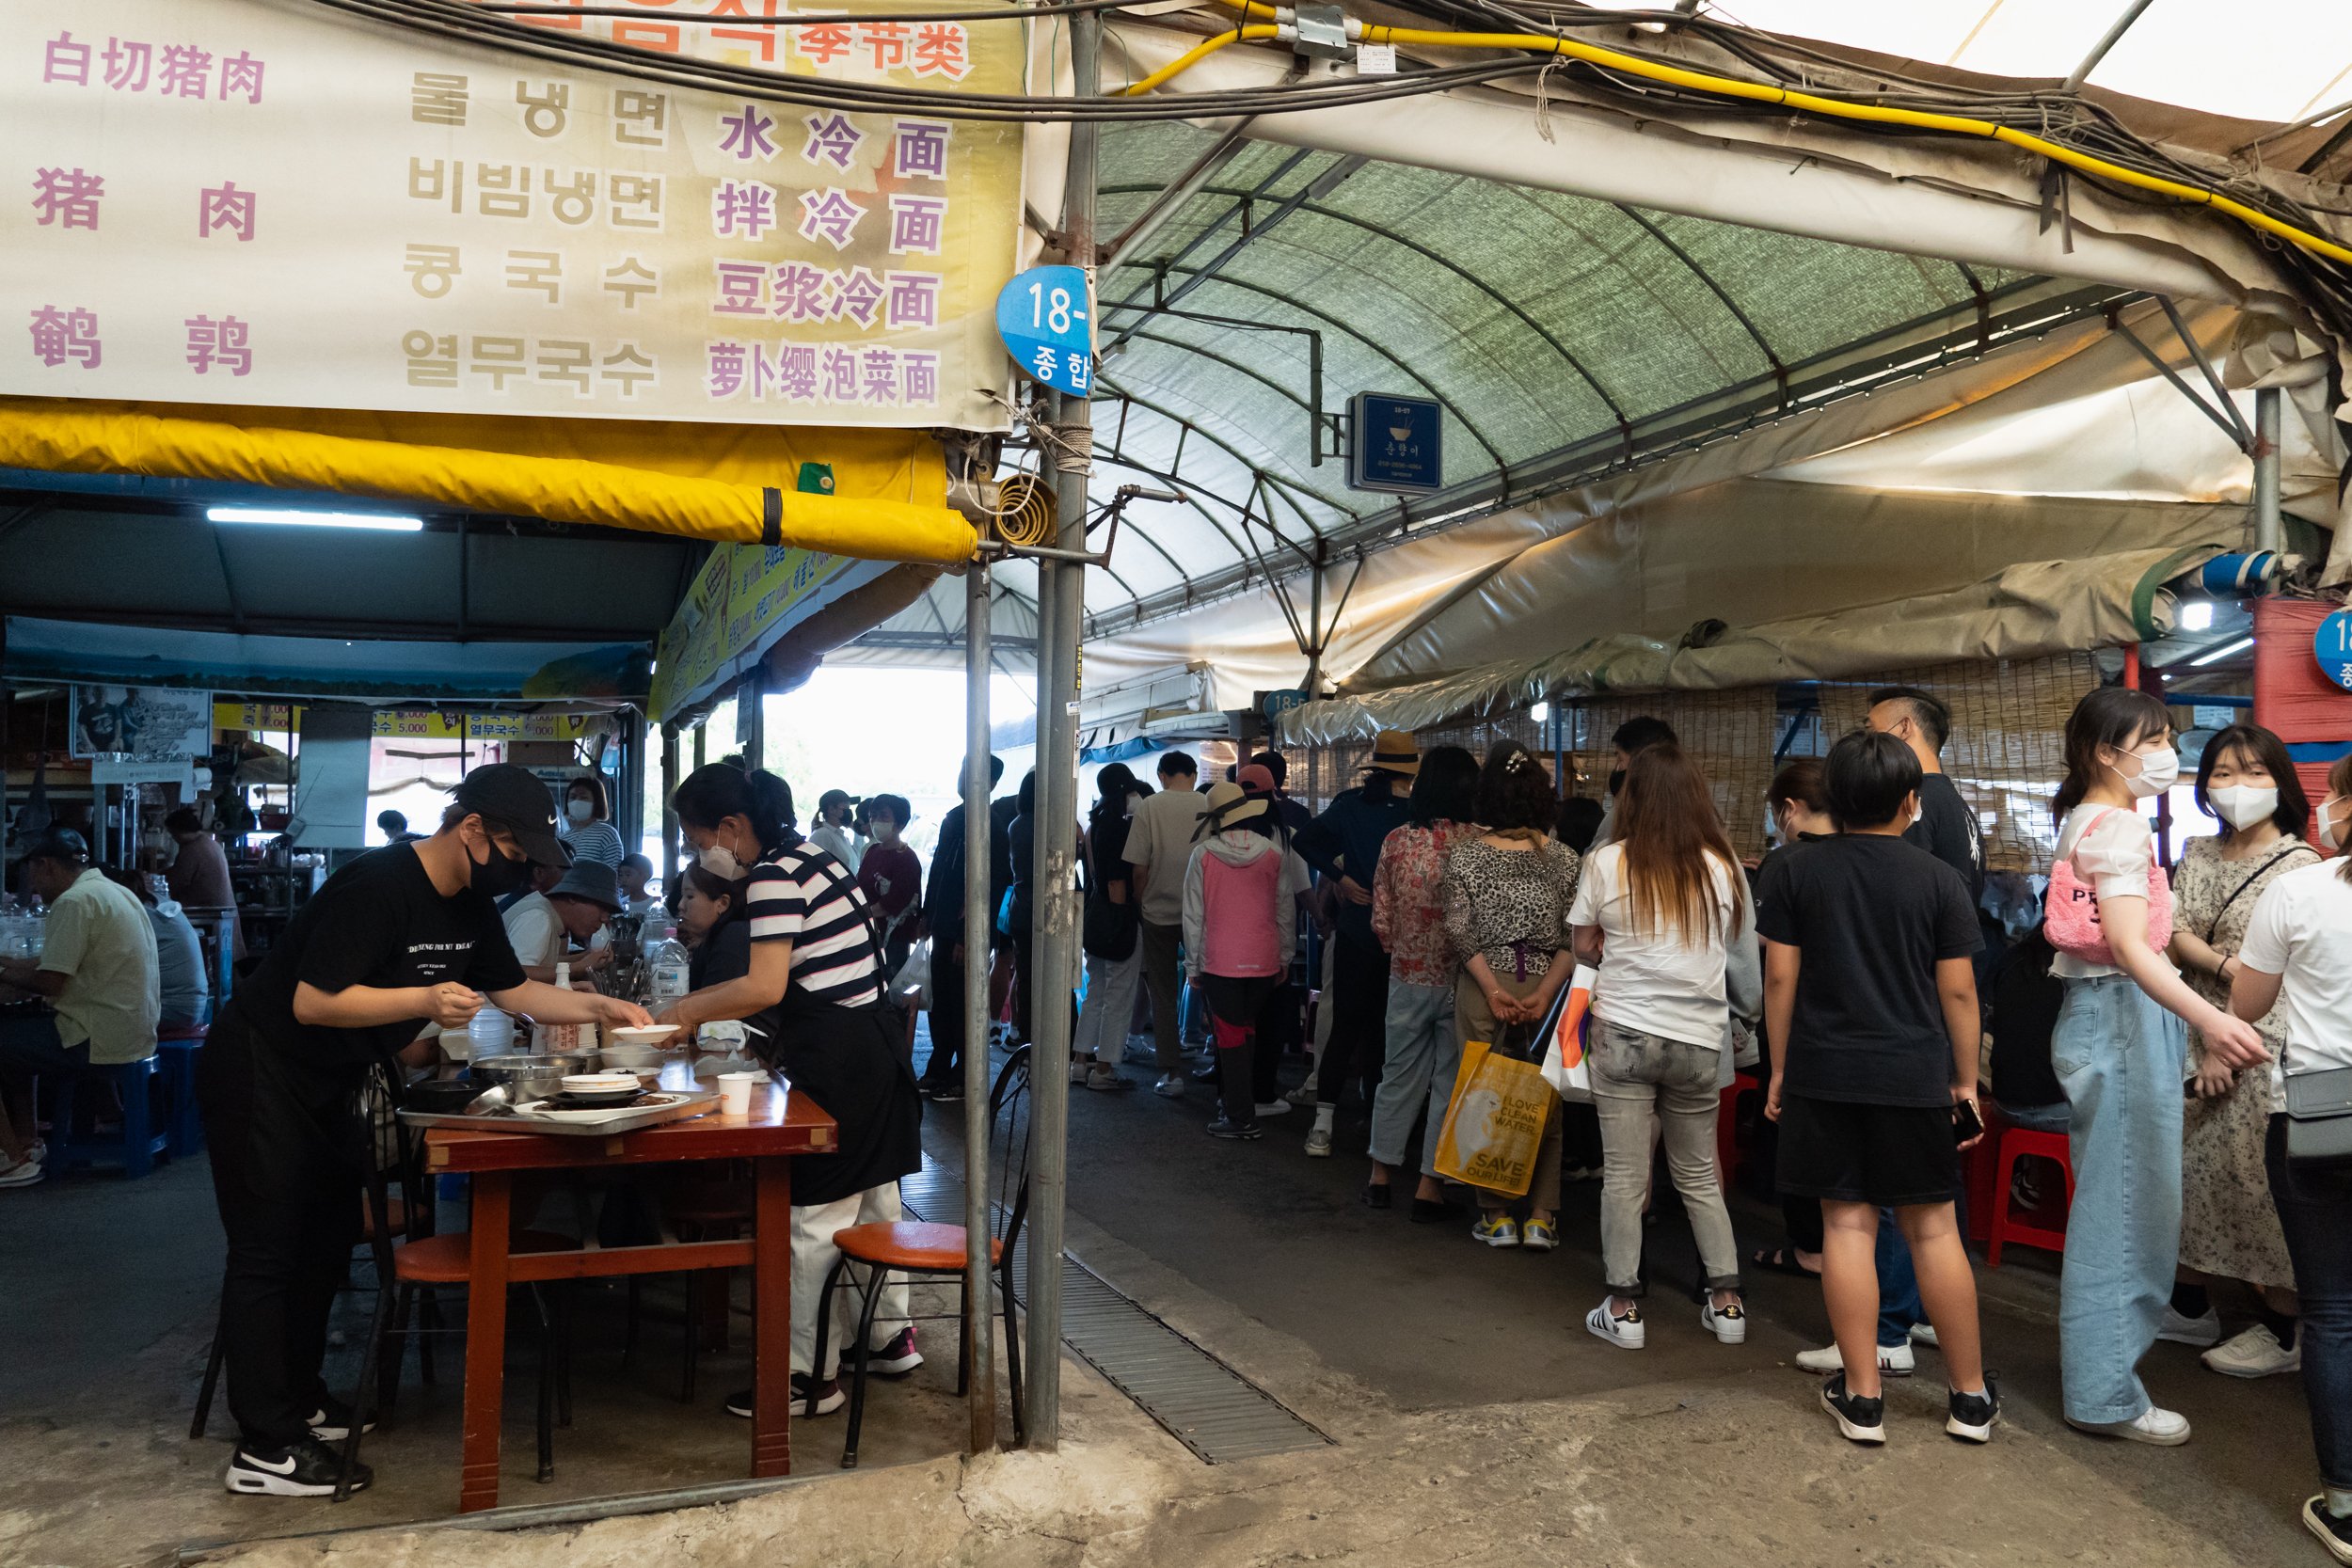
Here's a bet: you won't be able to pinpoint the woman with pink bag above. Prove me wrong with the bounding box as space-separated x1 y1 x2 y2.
2045 688 2268 1448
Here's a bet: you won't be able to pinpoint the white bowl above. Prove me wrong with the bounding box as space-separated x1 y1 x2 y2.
601 1043 667 1071
561 1073 641 1095
607 1024 682 1046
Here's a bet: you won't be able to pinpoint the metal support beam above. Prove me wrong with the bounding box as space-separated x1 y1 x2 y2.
961 561 998 1455
2113 317 2252 452
2254 385 2283 554
2156 297 2255 450
1025 1 1099 1452
2066 0 2157 92
659 726 680 883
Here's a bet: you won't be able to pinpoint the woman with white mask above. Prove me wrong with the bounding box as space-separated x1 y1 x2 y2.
2045 689 2268 1448
2165 725 2317 1380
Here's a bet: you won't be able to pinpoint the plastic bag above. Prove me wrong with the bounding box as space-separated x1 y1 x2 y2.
891 938 933 1011
1433 1037 1552 1197
1538 963 1596 1102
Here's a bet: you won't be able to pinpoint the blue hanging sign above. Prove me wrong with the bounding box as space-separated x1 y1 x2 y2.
1348 392 1442 493
1258 688 1308 721
2313 608 2352 690
996 265 1093 398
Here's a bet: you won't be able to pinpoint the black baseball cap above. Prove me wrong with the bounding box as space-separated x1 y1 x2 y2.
450 763 573 868
22 829 89 865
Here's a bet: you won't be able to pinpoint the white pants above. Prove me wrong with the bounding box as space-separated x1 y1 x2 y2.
1074 947 1142 1066
792 1183 913 1379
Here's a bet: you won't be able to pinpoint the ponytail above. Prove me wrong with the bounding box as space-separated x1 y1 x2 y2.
675 763 800 853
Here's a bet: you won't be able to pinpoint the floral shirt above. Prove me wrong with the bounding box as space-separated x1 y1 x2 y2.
1372 820 1477 987
1442 837 1582 984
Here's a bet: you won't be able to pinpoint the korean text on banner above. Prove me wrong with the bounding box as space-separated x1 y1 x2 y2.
1 2 1022 429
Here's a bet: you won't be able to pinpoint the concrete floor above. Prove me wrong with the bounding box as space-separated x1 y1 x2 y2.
2 1037 2335 1567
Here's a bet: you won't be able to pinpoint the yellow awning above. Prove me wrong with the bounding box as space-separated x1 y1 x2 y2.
0 398 977 566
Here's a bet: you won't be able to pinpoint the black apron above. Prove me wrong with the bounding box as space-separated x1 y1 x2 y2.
746 848 923 1208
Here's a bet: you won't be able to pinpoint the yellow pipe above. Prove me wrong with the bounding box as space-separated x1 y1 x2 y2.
1121 25 1279 97
1168 0 2352 269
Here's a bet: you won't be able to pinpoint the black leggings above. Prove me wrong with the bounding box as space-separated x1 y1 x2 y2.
1314 932 1391 1108
197 1018 366 1449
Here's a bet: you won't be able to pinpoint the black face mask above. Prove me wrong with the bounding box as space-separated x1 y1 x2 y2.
469 838 532 897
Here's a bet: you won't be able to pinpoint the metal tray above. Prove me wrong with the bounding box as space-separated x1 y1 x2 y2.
398 1086 720 1137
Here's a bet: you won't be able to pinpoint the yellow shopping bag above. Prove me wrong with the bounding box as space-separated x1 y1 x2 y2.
1433 1037 1552 1197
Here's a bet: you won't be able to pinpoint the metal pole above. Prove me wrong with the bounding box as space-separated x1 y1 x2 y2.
1302 549 1325 694
659 725 680 884
961 560 998 1453
740 670 764 772
2065 0 2156 92
2254 385 2283 554
1025 0 1100 1452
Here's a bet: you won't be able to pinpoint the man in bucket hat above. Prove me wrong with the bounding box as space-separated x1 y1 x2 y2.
1294 730 1419 1157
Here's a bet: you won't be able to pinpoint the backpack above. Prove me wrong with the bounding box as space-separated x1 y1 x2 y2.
1985 926 2064 1107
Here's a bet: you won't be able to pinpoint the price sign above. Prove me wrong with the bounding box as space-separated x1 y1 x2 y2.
2314 608 2352 691
996 264 1093 398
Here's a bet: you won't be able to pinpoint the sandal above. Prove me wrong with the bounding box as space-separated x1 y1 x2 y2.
1750 1246 1822 1278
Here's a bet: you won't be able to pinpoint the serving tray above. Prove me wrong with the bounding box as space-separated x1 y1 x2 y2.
398 1086 720 1137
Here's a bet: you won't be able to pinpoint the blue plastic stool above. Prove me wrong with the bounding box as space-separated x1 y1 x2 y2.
156 1027 208 1157
51 1055 169 1179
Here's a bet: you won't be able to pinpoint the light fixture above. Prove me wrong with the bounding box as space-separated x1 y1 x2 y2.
2178 600 2215 632
207 506 422 532
1530 701 1551 723
2187 635 2255 668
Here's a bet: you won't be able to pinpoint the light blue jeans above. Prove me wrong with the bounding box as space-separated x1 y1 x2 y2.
2052 974 2187 1425
1367 979 1459 1177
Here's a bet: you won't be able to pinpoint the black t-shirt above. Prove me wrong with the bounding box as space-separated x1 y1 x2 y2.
1756 834 1982 1107
1904 772 1983 902
229 844 526 1069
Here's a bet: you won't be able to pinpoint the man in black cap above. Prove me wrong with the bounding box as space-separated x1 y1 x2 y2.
197 763 653 1499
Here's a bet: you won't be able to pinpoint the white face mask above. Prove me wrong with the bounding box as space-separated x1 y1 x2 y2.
699 841 747 879
567 799 593 822
2322 797 2350 852
2116 745 2179 800
2209 784 2279 832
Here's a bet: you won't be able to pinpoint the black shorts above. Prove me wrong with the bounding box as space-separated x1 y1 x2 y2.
1775 1095 1959 1207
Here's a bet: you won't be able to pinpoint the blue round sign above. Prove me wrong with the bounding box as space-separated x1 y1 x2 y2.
2314 608 2352 691
995 265 1093 398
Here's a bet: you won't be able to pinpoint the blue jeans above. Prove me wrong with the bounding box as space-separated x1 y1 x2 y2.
2268 1114 2352 1490
2052 974 2187 1424
1367 979 1458 1176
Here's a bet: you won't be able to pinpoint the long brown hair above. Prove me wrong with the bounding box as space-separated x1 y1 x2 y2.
1615 743 1743 942
2330 754 2352 887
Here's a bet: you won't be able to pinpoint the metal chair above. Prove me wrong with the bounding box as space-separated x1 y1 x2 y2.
810 1046 1032 1467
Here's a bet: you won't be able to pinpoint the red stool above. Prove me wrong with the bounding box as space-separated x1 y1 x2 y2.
1987 1117 2075 1268
1716 1071 1760 1183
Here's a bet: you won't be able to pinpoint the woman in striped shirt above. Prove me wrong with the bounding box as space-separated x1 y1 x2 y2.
560 774 627 869
660 765 924 1418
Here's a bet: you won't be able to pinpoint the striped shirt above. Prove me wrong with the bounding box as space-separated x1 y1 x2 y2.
561 818 626 869
745 840 884 1006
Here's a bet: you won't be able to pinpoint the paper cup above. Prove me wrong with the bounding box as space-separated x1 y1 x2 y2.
718 1071 760 1115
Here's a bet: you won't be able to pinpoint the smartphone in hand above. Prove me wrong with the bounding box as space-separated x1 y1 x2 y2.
1952 1096 1985 1145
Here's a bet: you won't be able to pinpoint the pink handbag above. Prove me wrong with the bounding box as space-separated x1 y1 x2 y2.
2044 809 2172 965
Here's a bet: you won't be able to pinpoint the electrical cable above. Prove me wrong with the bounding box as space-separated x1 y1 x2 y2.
475 0 1167 22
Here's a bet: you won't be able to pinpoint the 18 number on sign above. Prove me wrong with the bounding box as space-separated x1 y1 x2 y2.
2313 608 2352 691
996 264 1092 397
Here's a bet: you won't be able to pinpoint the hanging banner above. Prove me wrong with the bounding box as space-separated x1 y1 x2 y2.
212 702 610 743
0 1 1023 428
70 683 212 761
647 541 887 722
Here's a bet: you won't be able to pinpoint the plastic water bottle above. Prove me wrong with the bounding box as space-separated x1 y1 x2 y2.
539 963 582 1053
648 923 691 1013
466 1005 512 1060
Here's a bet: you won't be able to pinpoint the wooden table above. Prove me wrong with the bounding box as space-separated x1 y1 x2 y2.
421 1065 836 1513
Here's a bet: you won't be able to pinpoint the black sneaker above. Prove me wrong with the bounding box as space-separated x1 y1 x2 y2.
1362 1181 1393 1210
2305 1497 2352 1565
1820 1372 1886 1445
1947 1376 2000 1444
1204 1116 1263 1140
924 1081 963 1103
856 1327 923 1377
226 1435 372 1497
308 1393 376 1442
725 1374 843 1418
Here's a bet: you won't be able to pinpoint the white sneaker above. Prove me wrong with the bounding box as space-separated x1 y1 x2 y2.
1304 1127 1333 1157
1910 1323 1940 1349
1794 1340 1915 1376
2068 1406 2192 1446
1253 1100 1292 1118
1586 1298 1645 1351
2202 1323 2300 1379
0 1157 43 1189
2156 1305 2222 1348
1153 1074 1184 1099
1701 1300 1747 1345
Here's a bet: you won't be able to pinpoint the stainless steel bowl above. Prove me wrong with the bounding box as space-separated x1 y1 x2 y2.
471 1054 579 1102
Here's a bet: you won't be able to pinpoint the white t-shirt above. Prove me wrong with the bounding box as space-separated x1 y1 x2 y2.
2233 858 2352 1110
1566 842 1740 1050
2050 804 2169 981
809 822 866 875
501 890 564 972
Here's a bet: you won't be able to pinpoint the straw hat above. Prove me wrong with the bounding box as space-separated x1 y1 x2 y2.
1366 730 1421 778
1200 780 1268 832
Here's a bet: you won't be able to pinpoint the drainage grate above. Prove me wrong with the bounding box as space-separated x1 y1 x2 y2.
899 1159 1333 1465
